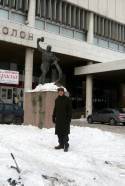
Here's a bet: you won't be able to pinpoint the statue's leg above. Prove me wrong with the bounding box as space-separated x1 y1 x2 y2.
39 71 47 84
39 75 43 84
51 68 57 82
52 61 62 83
39 63 50 84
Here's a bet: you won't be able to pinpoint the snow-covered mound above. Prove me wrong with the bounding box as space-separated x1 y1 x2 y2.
0 125 125 186
28 82 67 92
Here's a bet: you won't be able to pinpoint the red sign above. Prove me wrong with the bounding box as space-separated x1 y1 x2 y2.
0 70 19 85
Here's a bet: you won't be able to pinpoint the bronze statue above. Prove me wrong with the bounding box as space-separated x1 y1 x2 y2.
37 37 62 84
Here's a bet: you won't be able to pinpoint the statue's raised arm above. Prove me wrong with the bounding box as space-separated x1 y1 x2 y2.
37 37 44 52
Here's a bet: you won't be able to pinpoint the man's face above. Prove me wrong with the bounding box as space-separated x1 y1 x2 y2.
58 90 64 96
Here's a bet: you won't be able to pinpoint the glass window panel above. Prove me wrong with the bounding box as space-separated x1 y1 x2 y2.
7 89 12 99
76 8 80 29
74 31 85 41
98 38 108 48
94 37 98 45
11 13 25 23
62 2 66 24
36 0 41 16
46 22 59 34
0 9 8 20
56 0 61 22
35 19 45 30
61 27 73 38
109 41 118 51
104 19 109 37
52 0 56 20
94 14 97 34
0 0 4 5
66 4 71 26
4 0 9 6
119 45 125 52
41 0 46 18
71 6 76 27
2 89 7 99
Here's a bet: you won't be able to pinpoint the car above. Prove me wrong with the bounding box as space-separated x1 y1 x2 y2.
0 102 23 124
87 108 125 125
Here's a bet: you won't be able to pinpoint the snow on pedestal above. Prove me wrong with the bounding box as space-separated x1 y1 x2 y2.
29 82 67 92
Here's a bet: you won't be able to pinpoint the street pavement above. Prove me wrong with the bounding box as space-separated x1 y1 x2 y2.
71 118 125 135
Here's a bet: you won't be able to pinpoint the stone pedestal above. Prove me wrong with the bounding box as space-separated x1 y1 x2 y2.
24 91 58 128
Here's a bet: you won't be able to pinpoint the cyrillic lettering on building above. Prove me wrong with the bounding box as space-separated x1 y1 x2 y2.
28 33 33 40
20 31 26 39
2 27 9 35
11 29 17 37
1 26 34 41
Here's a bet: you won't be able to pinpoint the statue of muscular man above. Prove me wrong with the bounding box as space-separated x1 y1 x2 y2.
37 37 62 84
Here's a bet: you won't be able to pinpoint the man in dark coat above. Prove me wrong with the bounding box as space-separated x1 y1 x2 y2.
52 87 72 152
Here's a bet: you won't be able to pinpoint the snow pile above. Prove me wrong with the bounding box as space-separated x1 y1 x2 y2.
28 82 67 92
0 125 125 186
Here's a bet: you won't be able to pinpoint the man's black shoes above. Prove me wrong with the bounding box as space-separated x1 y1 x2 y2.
54 144 64 149
54 144 69 152
64 144 69 152
64 146 68 152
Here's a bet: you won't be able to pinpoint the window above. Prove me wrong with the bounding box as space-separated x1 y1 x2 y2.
7 89 12 99
35 0 88 32
104 19 109 37
76 7 80 29
1 87 13 103
71 6 76 27
1 89 7 100
62 2 66 24
66 4 71 26
94 14 125 45
0 0 29 13
46 0 51 19
56 1 62 22
36 0 41 16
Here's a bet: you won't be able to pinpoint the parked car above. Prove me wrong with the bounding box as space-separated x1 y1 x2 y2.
87 108 125 125
0 102 23 124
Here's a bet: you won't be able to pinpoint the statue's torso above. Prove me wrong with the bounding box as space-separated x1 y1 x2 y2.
42 50 54 64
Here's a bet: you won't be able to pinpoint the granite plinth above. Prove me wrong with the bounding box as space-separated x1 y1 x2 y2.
24 91 58 128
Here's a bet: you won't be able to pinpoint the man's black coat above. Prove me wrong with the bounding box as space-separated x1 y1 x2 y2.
52 95 72 135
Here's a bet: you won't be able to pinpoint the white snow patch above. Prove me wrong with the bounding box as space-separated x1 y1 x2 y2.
0 124 125 185
27 82 67 92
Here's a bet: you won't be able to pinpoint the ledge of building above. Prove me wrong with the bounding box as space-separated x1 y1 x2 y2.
75 59 125 75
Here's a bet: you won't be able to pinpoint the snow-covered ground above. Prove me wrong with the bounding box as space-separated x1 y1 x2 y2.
0 124 125 186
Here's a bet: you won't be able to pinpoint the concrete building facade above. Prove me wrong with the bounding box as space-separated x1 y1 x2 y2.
0 0 125 117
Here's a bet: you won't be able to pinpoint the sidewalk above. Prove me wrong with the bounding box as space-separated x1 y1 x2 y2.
71 118 87 127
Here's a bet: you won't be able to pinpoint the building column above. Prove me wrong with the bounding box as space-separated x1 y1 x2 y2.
24 48 34 91
27 0 36 26
24 0 36 92
87 12 94 44
85 12 94 117
86 74 93 116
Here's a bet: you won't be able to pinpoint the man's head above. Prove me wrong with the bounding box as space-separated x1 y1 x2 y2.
57 87 65 96
46 45 52 52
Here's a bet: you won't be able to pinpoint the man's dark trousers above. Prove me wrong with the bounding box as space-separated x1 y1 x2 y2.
58 134 69 148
